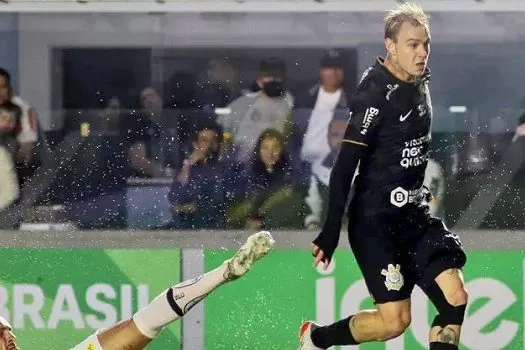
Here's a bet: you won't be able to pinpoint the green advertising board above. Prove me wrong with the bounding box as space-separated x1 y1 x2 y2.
0 249 181 350
205 250 523 350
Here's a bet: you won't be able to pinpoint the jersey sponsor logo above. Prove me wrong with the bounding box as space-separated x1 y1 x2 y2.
390 187 409 208
399 109 412 122
400 135 429 169
390 186 426 208
360 107 379 136
381 264 404 291
173 292 185 300
386 84 399 101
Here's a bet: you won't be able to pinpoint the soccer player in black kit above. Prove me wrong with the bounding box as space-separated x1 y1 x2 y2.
299 3 468 350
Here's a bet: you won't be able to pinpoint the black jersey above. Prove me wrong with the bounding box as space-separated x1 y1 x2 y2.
317 57 433 247
347 58 432 212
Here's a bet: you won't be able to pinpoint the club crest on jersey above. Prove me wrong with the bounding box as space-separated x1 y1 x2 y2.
361 107 379 135
381 264 404 291
386 84 399 101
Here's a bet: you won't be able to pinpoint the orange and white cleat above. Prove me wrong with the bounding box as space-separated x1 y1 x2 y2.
299 321 325 350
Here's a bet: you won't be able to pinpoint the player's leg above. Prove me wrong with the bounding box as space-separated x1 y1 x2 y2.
426 269 468 349
416 218 468 350
299 215 415 349
300 299 412 349
70 231 274 350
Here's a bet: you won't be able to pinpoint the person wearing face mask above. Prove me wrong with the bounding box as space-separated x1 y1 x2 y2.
217 57 294 164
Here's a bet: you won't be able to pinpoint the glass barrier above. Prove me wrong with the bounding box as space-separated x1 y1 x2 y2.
1 12 525 232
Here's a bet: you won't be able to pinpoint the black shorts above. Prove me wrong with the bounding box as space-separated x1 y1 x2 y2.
347 208 467 304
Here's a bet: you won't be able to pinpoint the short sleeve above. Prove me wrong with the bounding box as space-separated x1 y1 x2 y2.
342 104 382 147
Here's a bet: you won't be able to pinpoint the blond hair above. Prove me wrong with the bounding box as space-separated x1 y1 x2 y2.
384 2 430 40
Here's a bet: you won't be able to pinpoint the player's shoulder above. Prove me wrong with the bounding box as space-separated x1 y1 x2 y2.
352 65 389 111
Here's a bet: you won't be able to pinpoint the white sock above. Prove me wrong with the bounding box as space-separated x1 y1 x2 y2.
132 263 228 339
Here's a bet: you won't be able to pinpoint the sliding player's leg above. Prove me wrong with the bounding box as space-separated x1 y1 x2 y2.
71 231 275 350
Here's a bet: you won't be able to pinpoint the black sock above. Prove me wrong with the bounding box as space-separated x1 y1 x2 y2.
429 342 458 349
311 315 359 348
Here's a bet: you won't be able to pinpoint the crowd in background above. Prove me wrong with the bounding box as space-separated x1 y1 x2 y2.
1 48 525 231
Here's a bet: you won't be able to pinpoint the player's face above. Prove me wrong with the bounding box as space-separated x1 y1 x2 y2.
387 22 430 78
259 137 282 169
0 327 18 350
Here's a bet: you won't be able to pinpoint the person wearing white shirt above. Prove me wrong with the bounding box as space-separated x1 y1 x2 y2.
0 102 20 213
299 50 347 167
304 116 349 229
0 67 39 166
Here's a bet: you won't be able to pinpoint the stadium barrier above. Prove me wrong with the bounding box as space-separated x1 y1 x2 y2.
0 229 524 349
0 247 181 349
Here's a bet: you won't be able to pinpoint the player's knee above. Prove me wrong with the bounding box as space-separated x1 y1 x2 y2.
444 287 468 308
379 312 411 341
432 289 468 328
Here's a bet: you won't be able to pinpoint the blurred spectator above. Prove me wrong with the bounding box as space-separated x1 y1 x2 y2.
479 113 525 229
446 113 525 229
121 86 184 177
199 59 242 112
66 95 128 229
218 58 293 163
487 112 525 228
99 96 122 132
0 67 40 184
423 158 446 218
228 129 305 229
0 102 21 219
304 112 348 229
304 115 347 229
168 120 247 229
512 112 525 142
292 49 347 174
